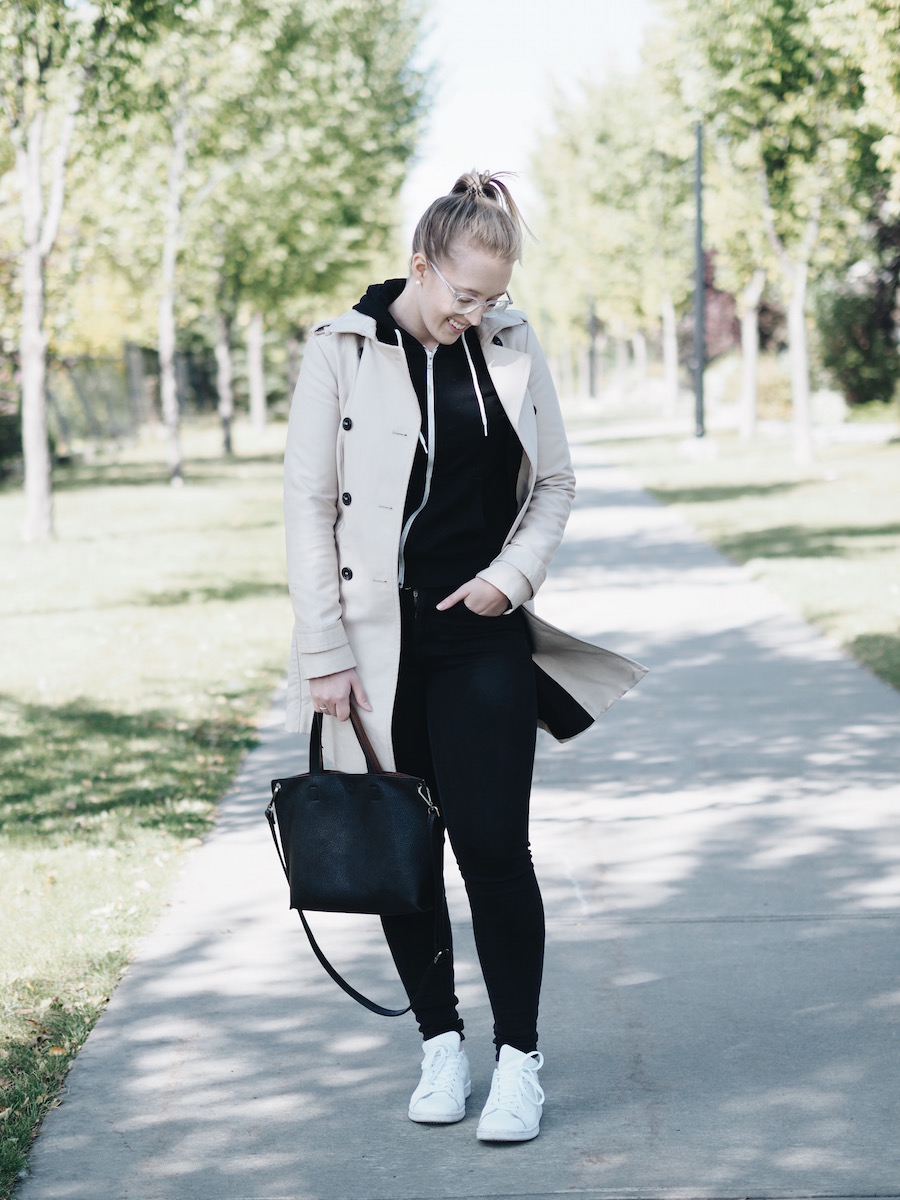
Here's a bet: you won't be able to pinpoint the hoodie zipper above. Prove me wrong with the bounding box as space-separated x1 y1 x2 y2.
398 345 436 587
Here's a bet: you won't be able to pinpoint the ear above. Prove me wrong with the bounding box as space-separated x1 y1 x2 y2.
410 252 428 284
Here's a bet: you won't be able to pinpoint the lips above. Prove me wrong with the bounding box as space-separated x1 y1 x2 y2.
448 318 466 333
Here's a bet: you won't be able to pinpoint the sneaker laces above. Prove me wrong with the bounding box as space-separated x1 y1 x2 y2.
493 1051 545 1114
421 1045 465 1095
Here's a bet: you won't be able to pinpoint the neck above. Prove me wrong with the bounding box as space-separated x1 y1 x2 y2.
388 281 436 351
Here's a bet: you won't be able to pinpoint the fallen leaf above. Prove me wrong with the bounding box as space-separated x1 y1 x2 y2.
46 1047 67 1056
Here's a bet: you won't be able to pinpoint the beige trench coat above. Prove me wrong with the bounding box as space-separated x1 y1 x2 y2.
283 305 646 772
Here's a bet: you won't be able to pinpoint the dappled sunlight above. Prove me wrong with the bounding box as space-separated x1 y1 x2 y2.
19 448 900 1198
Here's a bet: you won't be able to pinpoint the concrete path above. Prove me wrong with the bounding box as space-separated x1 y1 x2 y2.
17 441 900 1200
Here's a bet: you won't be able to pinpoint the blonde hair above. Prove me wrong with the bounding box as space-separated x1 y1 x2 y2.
412 170 527 265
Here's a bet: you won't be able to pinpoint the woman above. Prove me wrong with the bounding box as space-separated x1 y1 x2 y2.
283 171 644 1142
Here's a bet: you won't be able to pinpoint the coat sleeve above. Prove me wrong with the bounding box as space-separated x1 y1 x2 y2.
283 332 358 680
477 322 576 609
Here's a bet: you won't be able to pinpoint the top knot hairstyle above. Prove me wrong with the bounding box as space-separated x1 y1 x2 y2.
412 170 528 265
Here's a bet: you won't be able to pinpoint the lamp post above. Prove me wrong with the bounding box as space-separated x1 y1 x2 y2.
587 299 600 399
693 120 706 438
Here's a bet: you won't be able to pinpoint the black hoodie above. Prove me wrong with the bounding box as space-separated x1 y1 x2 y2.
354 280 521 591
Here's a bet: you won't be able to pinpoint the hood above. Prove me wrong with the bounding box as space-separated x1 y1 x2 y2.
316 288 528 345
353 279 407 345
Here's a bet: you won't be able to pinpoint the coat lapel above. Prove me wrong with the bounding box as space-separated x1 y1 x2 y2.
482 344 536 469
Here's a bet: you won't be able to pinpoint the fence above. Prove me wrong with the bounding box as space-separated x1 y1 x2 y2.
0 344 218 464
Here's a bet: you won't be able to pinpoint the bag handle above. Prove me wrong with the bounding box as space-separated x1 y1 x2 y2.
308 707 382 775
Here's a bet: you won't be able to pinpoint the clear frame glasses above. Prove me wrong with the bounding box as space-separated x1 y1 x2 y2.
428 260 512 315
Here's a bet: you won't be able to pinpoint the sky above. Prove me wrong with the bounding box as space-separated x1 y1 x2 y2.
400 0 661 242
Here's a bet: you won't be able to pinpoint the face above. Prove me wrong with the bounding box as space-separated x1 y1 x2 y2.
410 242 513 347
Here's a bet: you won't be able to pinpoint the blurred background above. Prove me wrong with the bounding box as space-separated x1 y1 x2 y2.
3 0 900 519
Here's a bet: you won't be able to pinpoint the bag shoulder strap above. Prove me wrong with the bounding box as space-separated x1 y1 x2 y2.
296 890 445 1018
265 785 448 1018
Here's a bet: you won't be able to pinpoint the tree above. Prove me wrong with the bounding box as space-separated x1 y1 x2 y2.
99 0 424 465
663 0 883 462
813 0 900 210
202 0 424 443
529 70 694 405
704 137 777 439
0 0 186 539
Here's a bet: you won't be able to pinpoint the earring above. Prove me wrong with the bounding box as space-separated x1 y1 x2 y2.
415 280 421 287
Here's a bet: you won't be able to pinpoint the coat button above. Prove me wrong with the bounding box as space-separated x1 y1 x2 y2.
341 567 353 580
341 492 352 505
342 417 352 430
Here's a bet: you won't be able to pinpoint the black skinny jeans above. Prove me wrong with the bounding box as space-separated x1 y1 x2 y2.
382 586 544 1053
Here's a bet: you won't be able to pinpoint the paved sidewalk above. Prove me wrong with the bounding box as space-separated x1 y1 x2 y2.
17 441 900 1200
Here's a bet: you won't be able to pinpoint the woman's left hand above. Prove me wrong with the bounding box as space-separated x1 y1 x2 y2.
436 577 510 617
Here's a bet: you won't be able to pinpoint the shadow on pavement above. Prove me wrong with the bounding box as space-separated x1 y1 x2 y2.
17 452 900 1199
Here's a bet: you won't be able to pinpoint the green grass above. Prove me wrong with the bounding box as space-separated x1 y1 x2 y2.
0 419 292 1198
598 428 900 692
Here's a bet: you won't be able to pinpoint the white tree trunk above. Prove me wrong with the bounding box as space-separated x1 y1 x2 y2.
247 309 266 432
158 89 188 484
739 269 765 442
787 261 815 465
631 331 648 386
17 80 81 542
215 311 234 455
661 295 679 416
759 173 819 465
615 337 629 377
18 110 52 541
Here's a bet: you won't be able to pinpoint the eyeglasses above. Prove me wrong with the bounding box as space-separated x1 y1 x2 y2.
428 260 513 315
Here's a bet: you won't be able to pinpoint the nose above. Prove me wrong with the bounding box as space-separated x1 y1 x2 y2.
466 306 484 327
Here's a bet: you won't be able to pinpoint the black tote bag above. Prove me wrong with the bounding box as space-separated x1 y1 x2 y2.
266 707 447 1015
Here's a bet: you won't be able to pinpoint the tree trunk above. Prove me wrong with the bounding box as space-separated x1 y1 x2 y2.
247 309 266 432
759 173 819 465
615 337 629 378
17 78 81 542
661 294 679 416
739 269 765 442
631 331 647 386
18 109 53 541
215 311 234 456
787 260 815 465
158 87 188 484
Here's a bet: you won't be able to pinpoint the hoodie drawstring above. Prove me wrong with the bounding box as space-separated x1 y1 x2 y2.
462 335 489 437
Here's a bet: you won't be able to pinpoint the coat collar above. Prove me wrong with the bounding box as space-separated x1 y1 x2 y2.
316 306 527 346
314 304 534 464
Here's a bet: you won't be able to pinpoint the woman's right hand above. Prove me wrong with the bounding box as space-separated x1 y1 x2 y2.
308 668 372 722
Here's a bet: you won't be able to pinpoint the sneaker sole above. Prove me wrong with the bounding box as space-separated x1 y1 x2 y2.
476 1123 540 1142
408 1107 467 1124
408 1082 472 1124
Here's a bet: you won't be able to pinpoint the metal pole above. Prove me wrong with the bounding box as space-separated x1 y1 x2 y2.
587 299 598 399
693 120 705 438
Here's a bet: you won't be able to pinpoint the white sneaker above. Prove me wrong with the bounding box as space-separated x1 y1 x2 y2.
476 1044 545 1142
408 1031 471 1124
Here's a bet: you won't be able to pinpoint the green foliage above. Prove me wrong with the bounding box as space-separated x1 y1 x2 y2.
755 352 794 420
527 66 694 350
0 402 21 474
815 275 900 404
813 0 900 211
57 0 425 363
663 0 881 251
